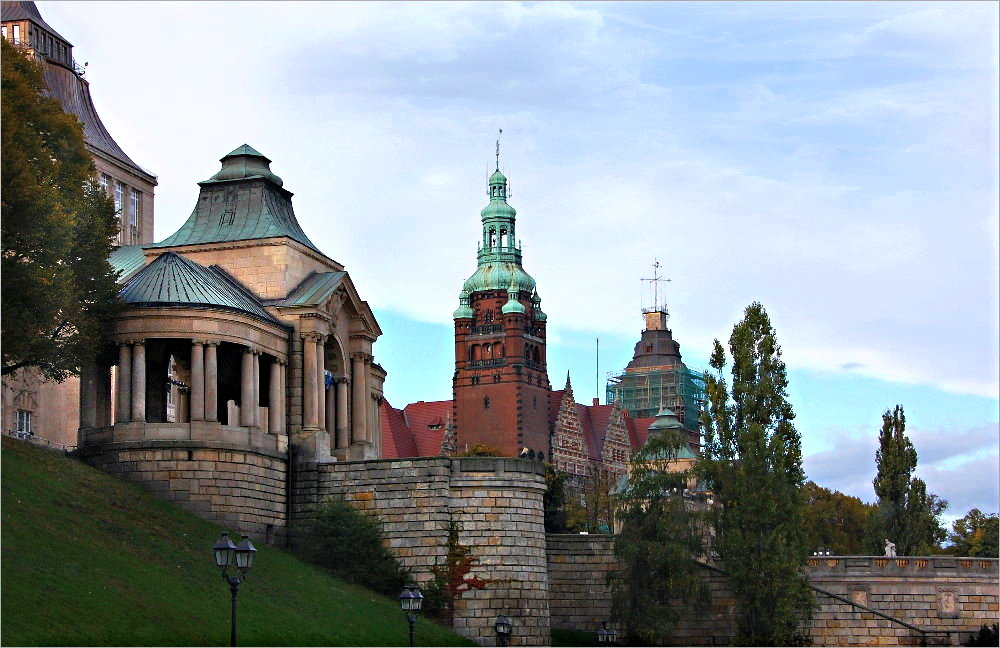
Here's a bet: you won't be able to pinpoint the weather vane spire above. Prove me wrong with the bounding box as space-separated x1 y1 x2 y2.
640 259 672 315
496 128 502 171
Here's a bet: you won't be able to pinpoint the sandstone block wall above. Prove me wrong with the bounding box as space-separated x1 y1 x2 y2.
546 535 616 632
76 423 288 543
293 456 550 647
545 538 999 647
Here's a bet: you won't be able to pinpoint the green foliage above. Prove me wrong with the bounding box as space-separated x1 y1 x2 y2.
964 624 999 647
802 481 876 555
298 499 410 597
565 463 617 534
1 39 121 381
0 438 472 646
697 302 813 646
868 405 948 555
609 431 708 644
946 509 999 557
455 443 504 457
543 463 569 533
421 519 501 623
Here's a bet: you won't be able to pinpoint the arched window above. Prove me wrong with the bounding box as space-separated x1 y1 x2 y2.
495 343 504 358
468 346 476 362
533 347 541 363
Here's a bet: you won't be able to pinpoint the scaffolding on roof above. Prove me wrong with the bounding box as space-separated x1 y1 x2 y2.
606 364 706 433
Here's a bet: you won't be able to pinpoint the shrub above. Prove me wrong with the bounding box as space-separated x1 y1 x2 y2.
298 499 409 596
455 443 504 457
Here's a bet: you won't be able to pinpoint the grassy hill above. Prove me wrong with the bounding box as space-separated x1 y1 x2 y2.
1 438 474 647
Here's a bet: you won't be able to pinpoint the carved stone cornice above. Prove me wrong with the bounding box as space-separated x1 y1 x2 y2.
302 331 326 343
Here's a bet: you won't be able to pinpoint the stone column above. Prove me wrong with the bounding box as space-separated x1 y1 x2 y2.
351 353 369 443
131 340 146 423
252 350 260 427
278 360 286 431
269 358 282 433
325 378 336 436
190 340 205 421
79 359 98 428
116 342 131 423
240 347 254 427
335 377 349 449
205 342 219 422
302 334 319 429
316 338 326 432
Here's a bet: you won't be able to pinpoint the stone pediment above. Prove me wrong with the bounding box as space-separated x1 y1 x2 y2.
278 271 381 339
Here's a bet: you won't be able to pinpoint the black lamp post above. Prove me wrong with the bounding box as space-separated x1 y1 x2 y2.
494 615 512 646
597 621 618 645
398 584 424 647
213 532 256 647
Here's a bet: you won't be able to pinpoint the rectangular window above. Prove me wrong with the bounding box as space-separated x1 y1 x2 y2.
114 181 123 213
2 26 7 41
99 173 110 192
16 410 32 436
12 24 20 44
129 188 140 227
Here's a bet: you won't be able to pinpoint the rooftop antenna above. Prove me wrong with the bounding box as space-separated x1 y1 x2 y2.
640 259 672 316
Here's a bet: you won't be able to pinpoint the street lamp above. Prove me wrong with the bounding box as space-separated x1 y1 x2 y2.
494 615 512 646
597 621 618 645
213 532 256 647
398 584 424 647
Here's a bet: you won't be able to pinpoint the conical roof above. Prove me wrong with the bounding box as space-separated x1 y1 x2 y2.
151 145 320 252
119 252 282 325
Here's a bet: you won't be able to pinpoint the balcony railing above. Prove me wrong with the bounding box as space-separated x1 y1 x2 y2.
468 358 505 368
471 324 504 335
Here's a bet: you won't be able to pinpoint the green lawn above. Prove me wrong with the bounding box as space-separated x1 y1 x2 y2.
1 438 474 646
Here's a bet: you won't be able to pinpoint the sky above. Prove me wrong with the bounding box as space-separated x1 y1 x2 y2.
41 1 998 522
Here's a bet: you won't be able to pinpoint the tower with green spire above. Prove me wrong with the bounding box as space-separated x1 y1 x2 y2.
452 146 550 458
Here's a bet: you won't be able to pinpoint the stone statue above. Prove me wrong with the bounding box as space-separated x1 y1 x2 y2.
884 539 896 557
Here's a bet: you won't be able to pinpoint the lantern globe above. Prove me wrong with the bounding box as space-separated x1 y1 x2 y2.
213 532 237 569
495 615 512 635
234 535 256 573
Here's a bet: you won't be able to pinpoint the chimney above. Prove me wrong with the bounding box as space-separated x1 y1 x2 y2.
592 398 600 406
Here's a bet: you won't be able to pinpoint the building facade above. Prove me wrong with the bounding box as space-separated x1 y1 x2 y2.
1 1 157 448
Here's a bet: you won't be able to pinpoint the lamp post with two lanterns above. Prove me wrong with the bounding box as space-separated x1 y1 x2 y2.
212 532 257 647
398 584 424 647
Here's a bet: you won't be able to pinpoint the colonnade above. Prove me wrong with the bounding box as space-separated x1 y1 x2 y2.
300 332 371 451
102 338 285 432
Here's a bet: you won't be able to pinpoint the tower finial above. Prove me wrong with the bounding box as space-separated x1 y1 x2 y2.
496 128 502 171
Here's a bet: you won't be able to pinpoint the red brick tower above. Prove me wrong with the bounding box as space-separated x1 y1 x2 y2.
452 157 551 457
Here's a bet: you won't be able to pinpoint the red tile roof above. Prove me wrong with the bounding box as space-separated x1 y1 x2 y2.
402 400 452 456
380 399 418 459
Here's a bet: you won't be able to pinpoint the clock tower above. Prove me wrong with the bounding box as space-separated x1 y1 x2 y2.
452 160 551 457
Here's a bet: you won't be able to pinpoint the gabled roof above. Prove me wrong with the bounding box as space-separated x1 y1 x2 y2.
380 399 418 459
626 417 657 450
282 272 347 307
118 252 282 326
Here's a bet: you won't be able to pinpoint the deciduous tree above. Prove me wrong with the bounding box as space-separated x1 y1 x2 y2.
1 39 120 380
946 509 998 558
697 302 812 645
609 430 707 644
802 481 876 555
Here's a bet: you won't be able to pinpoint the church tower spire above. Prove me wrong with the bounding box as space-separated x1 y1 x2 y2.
452 142 551 458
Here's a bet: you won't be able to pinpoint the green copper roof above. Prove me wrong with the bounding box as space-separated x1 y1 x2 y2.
150 145 320 253
462 262 536 294
453 290 474 319
649 407 684 430
501 276 526 314
108 245 146 282
119 252 281 325
281 271 347 307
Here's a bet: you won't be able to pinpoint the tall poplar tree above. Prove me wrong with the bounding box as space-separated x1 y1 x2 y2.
869 406 947 555
697 302 812 645
1 39 120 380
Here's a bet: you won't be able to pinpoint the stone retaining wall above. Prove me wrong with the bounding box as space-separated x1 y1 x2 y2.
77 423 288 542
293 456 550 647
545 536 999 646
